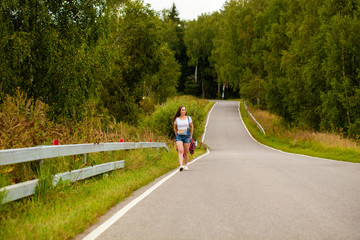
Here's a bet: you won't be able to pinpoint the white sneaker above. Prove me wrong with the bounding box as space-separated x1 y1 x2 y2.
179 166 184 171
184 165 188 171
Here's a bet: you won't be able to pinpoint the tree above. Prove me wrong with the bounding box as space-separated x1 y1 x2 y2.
319 0 360 135
184 13 218 98
147 44 181 104
160 3 192 95
279 0 325 128
0 0 108 119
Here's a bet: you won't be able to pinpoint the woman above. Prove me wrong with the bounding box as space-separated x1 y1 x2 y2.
173 106 193 171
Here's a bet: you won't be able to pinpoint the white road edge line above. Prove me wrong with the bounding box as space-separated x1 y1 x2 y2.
82 102 216 240
237 101 353 162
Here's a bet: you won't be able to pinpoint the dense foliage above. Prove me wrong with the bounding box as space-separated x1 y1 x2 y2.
2 0 360 137
184 0 360 137
0 0 181 123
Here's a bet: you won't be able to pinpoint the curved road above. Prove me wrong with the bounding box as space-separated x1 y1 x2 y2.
79 101 360 240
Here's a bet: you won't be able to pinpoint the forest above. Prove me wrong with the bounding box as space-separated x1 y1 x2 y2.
1 0 360 138
186 0 360 138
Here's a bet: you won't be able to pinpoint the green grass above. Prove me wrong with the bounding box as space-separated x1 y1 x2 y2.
240 101 360 163
0 147 206 240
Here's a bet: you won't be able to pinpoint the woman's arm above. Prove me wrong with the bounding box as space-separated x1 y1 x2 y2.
173 124 177 136
190 122 194 139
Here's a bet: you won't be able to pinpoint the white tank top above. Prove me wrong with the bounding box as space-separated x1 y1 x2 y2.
174 116 192 130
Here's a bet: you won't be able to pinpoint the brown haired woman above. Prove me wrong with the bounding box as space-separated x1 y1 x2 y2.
173 106 193 171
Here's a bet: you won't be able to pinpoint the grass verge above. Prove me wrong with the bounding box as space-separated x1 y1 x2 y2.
240 101 360 163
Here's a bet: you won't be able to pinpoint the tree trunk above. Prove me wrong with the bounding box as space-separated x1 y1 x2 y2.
202 81 205 99
342 44 345 78
341 36 351 126
195 60 198 83
257 77 260 106
222 83 225 100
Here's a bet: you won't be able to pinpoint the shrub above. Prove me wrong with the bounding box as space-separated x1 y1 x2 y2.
141 95 209 141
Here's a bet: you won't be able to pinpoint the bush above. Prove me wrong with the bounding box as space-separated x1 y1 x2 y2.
141 95 209 141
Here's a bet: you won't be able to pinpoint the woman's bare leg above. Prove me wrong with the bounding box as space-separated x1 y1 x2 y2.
183 143 190 166
176 141 184 166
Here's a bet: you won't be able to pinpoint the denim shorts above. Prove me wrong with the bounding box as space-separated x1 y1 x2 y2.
176 129 191 144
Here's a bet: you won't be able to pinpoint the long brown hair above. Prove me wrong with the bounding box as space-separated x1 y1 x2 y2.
172 106 187 124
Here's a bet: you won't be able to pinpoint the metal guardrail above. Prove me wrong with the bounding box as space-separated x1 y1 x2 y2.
0 142 169 166
0 142 169 204
1 161 125 204
243 101 266 135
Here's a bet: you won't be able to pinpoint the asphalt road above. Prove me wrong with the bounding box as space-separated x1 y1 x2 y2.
79 101 360 240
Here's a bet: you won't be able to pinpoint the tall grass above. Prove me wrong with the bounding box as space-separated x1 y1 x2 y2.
0 89 169 184
241 102 360 163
